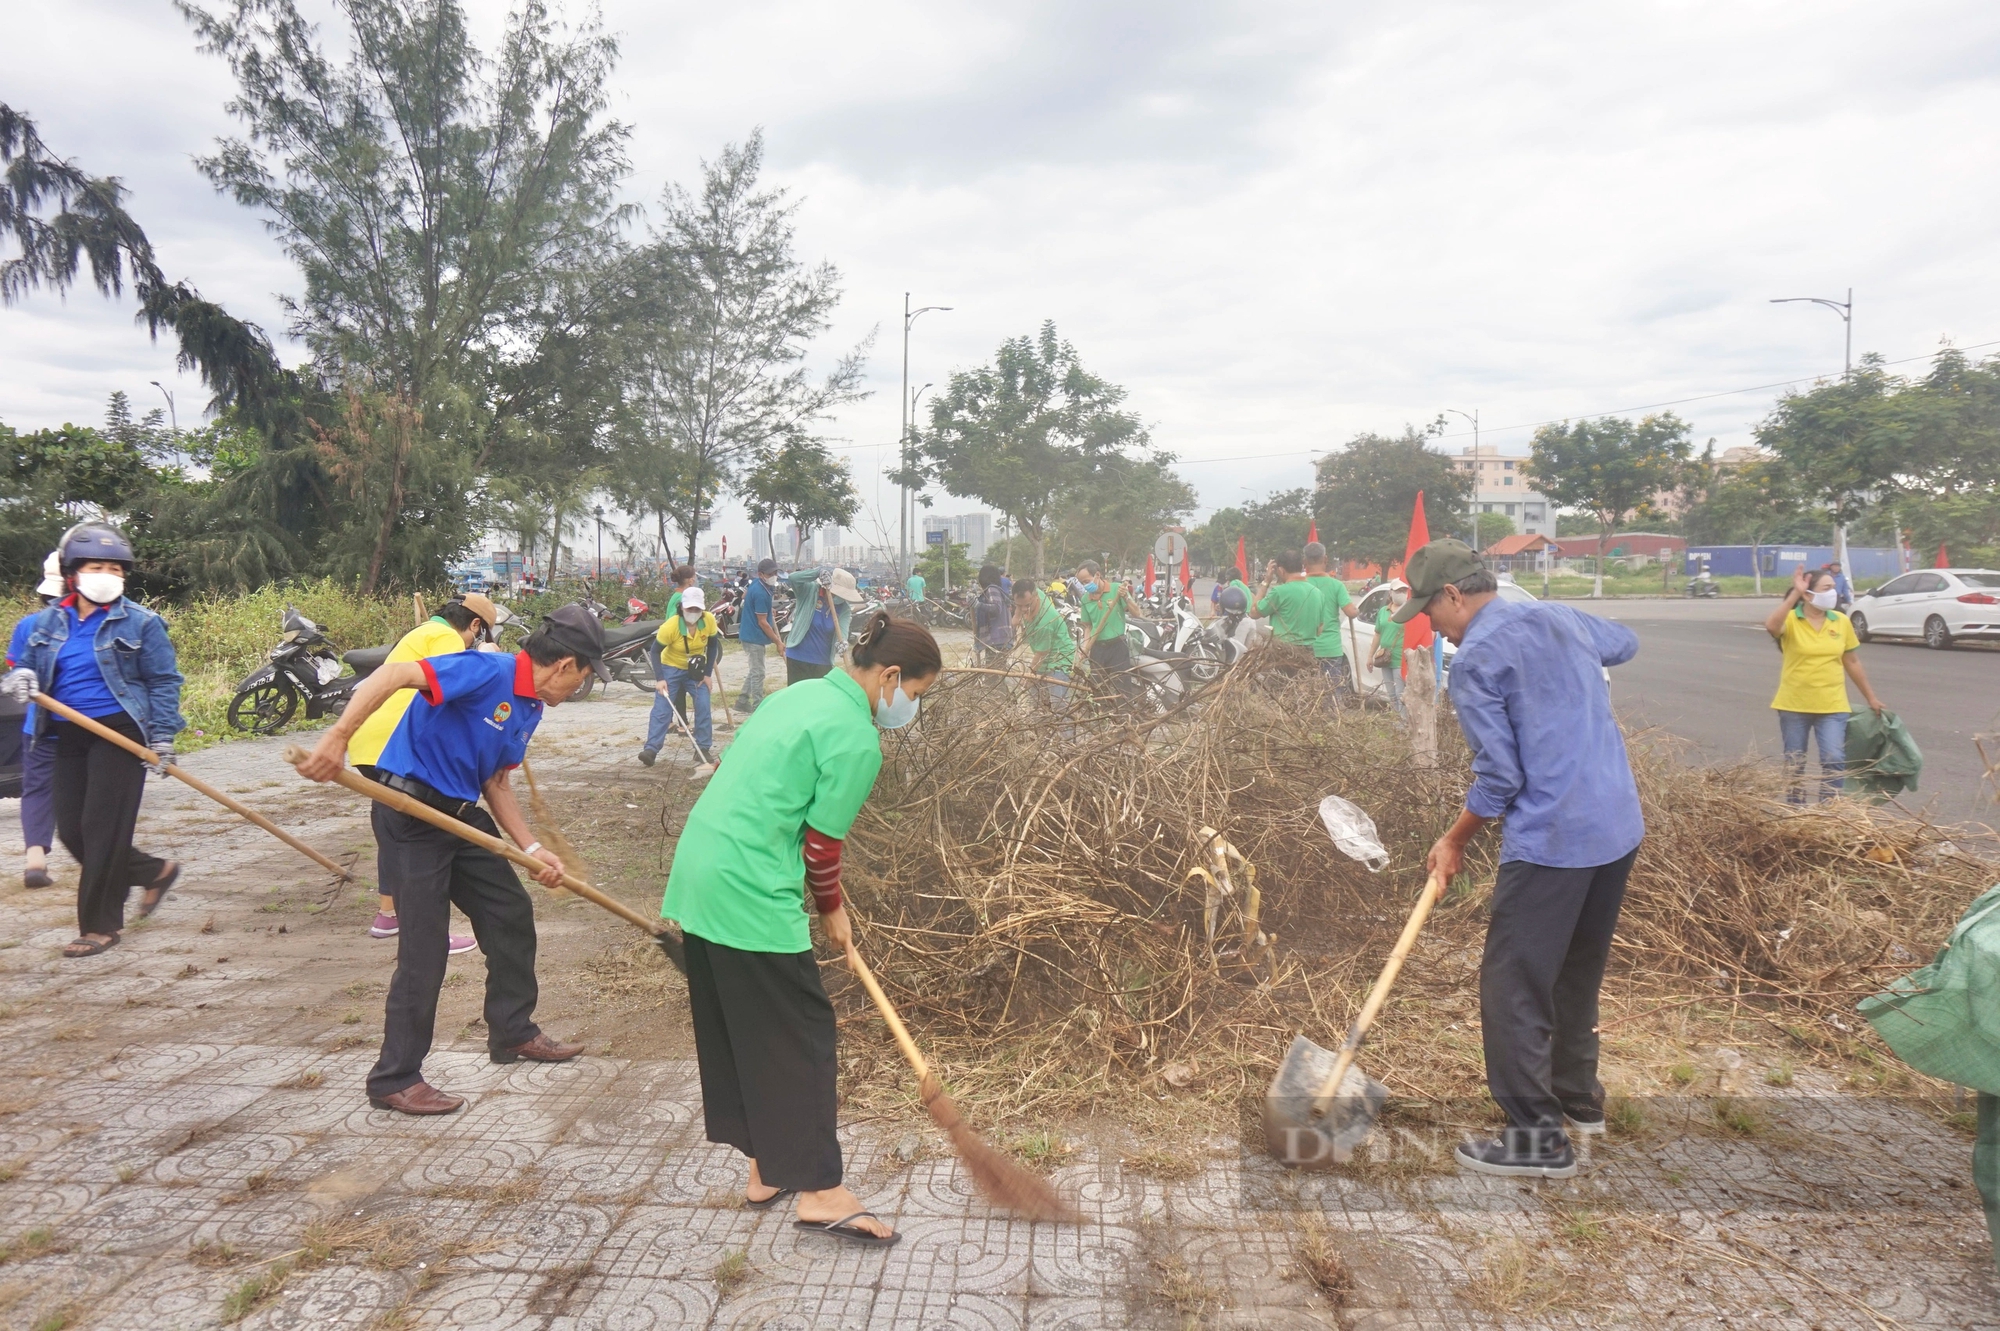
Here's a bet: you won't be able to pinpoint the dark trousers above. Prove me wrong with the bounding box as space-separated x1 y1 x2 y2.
51 714 167 937
20 730 57 851
1089 635 1135 696
367 803 541 1099
785 656 832 686
1480 848 1637 1134
1316 655 1355 705
684 932 842 1191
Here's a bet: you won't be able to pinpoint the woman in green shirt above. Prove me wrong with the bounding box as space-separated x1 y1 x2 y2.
1013 581 1078 709
660 612 942 1247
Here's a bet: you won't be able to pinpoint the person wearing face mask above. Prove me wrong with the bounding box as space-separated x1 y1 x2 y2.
294 604 609 1114
660 611 941 1247
347 593 500 949
641 586 721 768
1075 559 1142 696
783 567 862 685
2 525 184 958
1764 566 1885 806
736 558 781 713
5 552 65 890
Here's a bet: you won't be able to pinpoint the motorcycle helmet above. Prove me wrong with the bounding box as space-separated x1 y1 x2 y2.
58 522 135 572
1218 585 1248 615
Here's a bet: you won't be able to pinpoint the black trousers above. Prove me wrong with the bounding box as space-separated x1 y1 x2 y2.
51 714 168 937
1480 848 1637 1133
785 657 832 686
1089 635 1135 696
685 932 842 1191
366 803 542 1099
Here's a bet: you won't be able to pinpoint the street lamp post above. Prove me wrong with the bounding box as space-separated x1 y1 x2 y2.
1445 408 1480 554
899 294 952 579
149 381 177 434
1771 289 1854 572
592 505 604 585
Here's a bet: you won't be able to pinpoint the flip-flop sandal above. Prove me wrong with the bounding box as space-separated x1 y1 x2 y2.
745 1187 796 1211
793 1211 900 1247
137 863 181 919
63 933 120 959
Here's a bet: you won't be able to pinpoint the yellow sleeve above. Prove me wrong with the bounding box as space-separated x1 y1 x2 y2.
1839 616 1860 652
346 622 467 765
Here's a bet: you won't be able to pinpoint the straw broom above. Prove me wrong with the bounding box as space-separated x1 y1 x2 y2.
842 939 1076 1222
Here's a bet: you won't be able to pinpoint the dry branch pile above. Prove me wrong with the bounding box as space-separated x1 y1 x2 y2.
837 659 1991 1119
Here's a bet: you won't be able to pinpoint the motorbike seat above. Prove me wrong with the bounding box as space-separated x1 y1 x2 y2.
343 645 394 673
603 620 664 649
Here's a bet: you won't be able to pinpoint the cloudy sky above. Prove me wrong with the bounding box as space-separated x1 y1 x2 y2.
6 0 1999 553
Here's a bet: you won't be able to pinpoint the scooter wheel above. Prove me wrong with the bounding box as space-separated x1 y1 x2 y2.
228 681 299 734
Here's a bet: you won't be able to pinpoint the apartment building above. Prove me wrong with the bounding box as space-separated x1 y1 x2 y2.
1448 444 1551 536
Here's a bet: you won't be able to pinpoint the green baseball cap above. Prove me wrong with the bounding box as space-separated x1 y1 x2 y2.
1392 538 1484 623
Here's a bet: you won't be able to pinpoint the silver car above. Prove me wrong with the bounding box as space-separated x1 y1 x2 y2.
1849 568 2000 649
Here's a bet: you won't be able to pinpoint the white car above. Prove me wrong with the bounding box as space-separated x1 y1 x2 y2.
1344 578 1542 698
1849 568 2000 649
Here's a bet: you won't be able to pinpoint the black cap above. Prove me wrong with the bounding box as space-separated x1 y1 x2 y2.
756 558 779 575
541 603 612 681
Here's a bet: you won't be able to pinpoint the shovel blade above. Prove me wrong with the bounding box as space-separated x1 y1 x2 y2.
1263 1034 1389 1168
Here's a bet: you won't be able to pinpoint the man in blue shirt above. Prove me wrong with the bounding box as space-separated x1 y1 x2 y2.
1394 539 1643 1180
737 558 779 712
298 605 610 1116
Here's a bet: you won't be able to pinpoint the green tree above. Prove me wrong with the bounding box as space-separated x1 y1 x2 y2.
914 539 974 590
741 437 861 569
1049 452 1196 571
904 322 1149 580
179 0 635 590
1469 512 1516 547
1313 429 1471 574
1188 488 1314 574
616 132 867 563
1527 413 1692 597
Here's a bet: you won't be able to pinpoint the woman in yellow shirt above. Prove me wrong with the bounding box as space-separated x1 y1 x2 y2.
1763 567 1886 805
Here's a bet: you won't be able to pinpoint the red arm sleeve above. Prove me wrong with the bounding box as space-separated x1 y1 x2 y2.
802 827 843 915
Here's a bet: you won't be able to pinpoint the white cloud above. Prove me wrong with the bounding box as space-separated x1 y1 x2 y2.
5 0 1998 553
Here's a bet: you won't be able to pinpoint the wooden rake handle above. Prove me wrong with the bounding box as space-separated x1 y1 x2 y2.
278 746 663 939
844 941 936 1092
1309 868 1447 1116
34 692 352 882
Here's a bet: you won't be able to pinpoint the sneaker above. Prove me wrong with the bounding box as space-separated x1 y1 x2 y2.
1562 1103 1607 1137
447 934 478 956
637 748 657 768
369 912 400 939
1454 1134 1577 1180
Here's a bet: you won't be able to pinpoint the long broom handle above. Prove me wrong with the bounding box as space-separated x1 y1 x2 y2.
278 745 664 938
33 692 353 882
843 941 934 1086
1309 868 1447 1116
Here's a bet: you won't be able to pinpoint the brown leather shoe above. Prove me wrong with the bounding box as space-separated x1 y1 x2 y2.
369 1082 465 1115
492 1032 583 1065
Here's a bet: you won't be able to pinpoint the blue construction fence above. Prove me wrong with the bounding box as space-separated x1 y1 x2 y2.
1684 545 1903 579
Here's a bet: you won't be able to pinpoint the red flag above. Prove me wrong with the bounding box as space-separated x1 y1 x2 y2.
1235 536 1249 583
1400 490 1434 660
1308 521 1319 545
1937 543 1950 568
1144 554 1157 595
1181 550 1194 596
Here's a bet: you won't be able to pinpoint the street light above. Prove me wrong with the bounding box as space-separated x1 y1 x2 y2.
900 294 952 579
1444 408 1480 553
592 505 604 584
1771 288 1854 570
149 381 177 434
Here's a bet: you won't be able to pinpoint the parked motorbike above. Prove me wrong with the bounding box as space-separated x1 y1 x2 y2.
600 613 666 692
227 606 389 734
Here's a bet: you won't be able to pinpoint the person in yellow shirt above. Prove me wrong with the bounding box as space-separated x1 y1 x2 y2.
1763 567 1886 805
641 587 721 768
350 594 499 943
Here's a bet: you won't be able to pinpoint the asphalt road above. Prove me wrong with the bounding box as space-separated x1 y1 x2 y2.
1580 598 1999 835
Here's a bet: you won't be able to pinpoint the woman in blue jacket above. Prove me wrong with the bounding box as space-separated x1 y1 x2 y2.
2 525 185 958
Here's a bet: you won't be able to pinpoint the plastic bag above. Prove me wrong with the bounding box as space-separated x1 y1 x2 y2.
1859 883 2000 1094
1845 707 1922 799
1318 795 1389 872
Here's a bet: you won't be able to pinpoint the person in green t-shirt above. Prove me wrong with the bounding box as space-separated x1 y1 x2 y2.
660 611 942 1247
1303 541 1359 701
1374 584 1409 714
1014 582 1078 708
1076 559 1142 698
1250 550 1325 652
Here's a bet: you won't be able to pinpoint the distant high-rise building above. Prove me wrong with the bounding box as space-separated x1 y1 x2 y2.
751 527 772 560
923 512 992 560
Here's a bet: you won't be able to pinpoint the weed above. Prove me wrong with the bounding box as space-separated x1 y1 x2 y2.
0 1160 21 1183
279 1071 323 1090
1668 1062 1698 1087
1121 1148 1201 1181
32 1305 75 1331
175 964 201 980
1606 1097 1646 1135
1151 1252 1225 1320
1764 1061 1795 1088
341 1011 362 1025
1009 1130 1073 1167
188 1240 242 1268
1711 1097 1767 1137
1461 1238 1571 1315
1948 1110 1979 1134
1663 1168 1687 1186
328 1035 373 1052
487 1167 545 1208
341 980 377 998
1557 1209 1608 1247
1291 1218 1351 1305
115 1164 138 1185
0 1227 65 1265
49 1026 97 1043
712 1250 751 1297
220 1263 290 1324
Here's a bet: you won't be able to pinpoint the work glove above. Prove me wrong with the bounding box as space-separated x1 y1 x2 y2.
1 667 34 705
152 744 178 779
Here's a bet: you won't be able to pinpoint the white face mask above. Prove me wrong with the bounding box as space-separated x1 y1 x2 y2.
874 676 920 730
1807 589 1838 611
76 572 125 605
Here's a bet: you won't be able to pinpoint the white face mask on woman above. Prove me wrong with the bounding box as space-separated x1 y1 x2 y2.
76 572 125 605
1807 589 1838 611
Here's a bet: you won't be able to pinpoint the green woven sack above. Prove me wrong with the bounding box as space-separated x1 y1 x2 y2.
1844 707 1922 798
1860 884 2000 1094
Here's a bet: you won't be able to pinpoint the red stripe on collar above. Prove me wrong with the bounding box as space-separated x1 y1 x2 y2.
513 651 538 698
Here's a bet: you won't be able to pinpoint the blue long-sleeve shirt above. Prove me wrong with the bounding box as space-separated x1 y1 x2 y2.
1448 598 1645 868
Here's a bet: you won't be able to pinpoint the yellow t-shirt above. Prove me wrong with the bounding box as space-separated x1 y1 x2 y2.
1770 607 1859 714
655 612 720 670
346 620 468 766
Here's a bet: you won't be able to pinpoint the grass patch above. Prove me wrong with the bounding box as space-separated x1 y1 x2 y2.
278 1071 323 1090
1461 1238 1572 1316
1606 1096 1647 1136
1150 1252 1225 1321
1764 1060 1795 1088
1667 1062 1698 1087
220 1263 290 1324
341 1011 362 1025
1008 1130 1075 1169
1120 1147 1202 1181
1555 1208 1609 1248
188 1240 243 1268
0 1227 66 1265
115 1164 139 1185
31 1306 76 1331
328 1034 374 1052
1711 1097 1768 1137
1291 1217 1351 1305
712 1250 751 1297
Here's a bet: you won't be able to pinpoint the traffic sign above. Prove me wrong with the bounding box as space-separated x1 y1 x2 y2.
1154 531 1188 563
925 530 945 546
